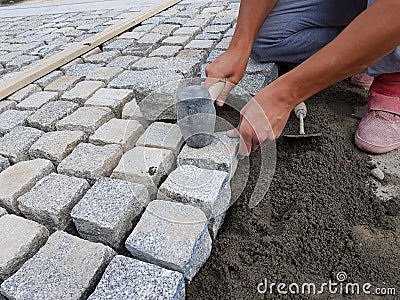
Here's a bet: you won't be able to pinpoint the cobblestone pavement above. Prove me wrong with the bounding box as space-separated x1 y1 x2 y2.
0 0 281 298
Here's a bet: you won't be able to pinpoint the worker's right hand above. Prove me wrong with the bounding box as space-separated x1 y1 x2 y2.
204 48 249 106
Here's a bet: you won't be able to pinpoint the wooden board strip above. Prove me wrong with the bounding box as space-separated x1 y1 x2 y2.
0 0 181 100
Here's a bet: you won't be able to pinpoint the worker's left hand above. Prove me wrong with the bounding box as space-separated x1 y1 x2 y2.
227 86 294 156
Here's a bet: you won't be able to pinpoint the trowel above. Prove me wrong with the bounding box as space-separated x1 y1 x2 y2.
283 102 322 139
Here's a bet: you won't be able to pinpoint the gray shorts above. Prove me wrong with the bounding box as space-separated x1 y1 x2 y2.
251 0 399 76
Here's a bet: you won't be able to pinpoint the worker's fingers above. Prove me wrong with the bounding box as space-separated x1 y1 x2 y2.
238 131 253 157
208 81 225 102
226 128 240 138
215 81 235 107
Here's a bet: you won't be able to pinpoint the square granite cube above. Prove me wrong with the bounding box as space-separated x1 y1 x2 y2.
0 100 17 114
44 75 83 92
86 67 123 84
84 88 133 117
87 256 185 300
0 215 49 281
136 122 183 157
0 155 9 173
58 143 123 183
27 101 79 132
149 45 182 58
125 200 211 281
7 84 41 103
0 231 116 300
56 106 114 135
18 173 90 230
0 126 44 163
177 132 239 172
121 99 149 128
16 91 59 110
71 178 149 249
89 118 144 152
0 159 54 213
0 110 32 136
60 80 105 104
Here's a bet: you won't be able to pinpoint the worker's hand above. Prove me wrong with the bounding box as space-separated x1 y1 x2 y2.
227 86 294 156
204 48 249 106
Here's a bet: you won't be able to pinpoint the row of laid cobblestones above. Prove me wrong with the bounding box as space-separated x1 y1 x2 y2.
0 0 279 298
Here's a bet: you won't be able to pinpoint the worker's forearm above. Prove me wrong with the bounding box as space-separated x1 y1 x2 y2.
272 0 400 108
229 0 279 55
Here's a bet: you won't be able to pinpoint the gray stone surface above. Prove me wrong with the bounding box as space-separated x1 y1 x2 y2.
29 130 85 164
0 155 9 173
86 67 123 84
84 50 120 64
136 122 183 157
8 84 41 103
85 88 133 117
121 99 149 128
162 35 192 46
18 173 90 230
34 71 63 88
112 146 175 198
0 101 16 114
27 101 79 132
0 110 32 136
61 80 105 104
56 106 114 135
0 214 49 281
0 159 54 213
71 178 149 249
89 118 144 152
152 23 180 35
0 126 44 163
103 39 134 52
58 143 122 183
0 231 116 300
44 75 83 92
178 132 239 172
149 45 182 58
122 43 155 57
16 91 59 110
137 32 165 44
106 55 140 69
109 69 183 103
87 255 185 300
64 63 100 77
185 39 215 49
125 200 211 281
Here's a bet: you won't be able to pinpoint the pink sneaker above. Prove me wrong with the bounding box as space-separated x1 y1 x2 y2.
355 73 400 154
351 70 374 89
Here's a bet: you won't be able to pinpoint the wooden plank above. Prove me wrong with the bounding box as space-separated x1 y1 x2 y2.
0 0 181 101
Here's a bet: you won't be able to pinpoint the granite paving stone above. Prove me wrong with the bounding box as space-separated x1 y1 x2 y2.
141 15 167 25
0 155 10 173
162 35 193 46
102 39 135 52
0 215 49 281
84 50 121 64
183 18 210 28
122 43 155 57
18 173 90 230
111 146 175 198
121 99 149 128
58 143 122 183
89 118 144 152
61 80 105 104
0 110 32 137
177 132 239 172
196 32 223 41
136 122 183 157
44 75 84 92
125 200 211 281
6 55 38 69
204 24 231 33
56 106 114 135
0 159 54 213
174 26 201 36
109 69 183 102
238 73 269 96
27 101 79 132
185 39 215 49
164 16 191 26
152 24 180 35
106 55 140 69
86 67 123 84
71 178 149 249
176 49 207 61
29 130 86 164
34 70 63 88
16 91 59 110
137 32 166 44
59 58 84 73
87 255 185 300
0 126 44 164
0 101 16 114
130 57 165 71
116 31 144 40
7 84 41 103
84 88 133 117
64 63 101 76
131 24 156 33
215 37 232 50
0 231 116 300
149 45 182 58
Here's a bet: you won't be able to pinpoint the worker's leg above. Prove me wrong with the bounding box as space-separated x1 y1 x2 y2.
354 0 400 154
251 0 366 63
